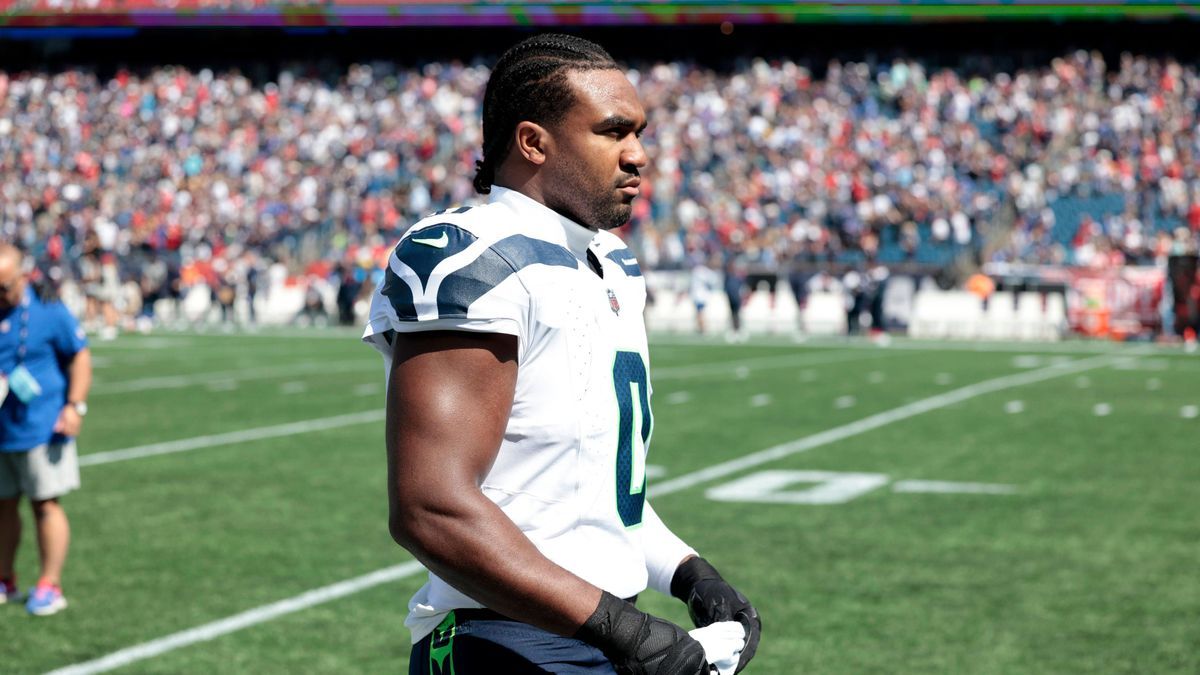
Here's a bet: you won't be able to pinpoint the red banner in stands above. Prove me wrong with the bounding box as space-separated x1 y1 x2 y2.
1066 267 1163 339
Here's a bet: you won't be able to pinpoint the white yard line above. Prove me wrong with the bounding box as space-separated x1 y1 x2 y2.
653 349 894 380
650 334 1169 356
892 480 1018 495
79 411 385 467
216 329 363 340
163 329 363 341
43 561 425 675
97 329 1178 354
50 354 1113 674
93 359 376 395
650 355 1114 497
85 339 195 351
94 330 362 347
83 351 882 467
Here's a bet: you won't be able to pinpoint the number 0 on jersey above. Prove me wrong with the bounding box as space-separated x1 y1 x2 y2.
613 351 652 528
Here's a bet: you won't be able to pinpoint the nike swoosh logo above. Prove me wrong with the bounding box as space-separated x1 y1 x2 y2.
411 232 449 248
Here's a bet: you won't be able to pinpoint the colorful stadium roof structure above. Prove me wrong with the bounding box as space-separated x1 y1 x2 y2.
0 1 1198 28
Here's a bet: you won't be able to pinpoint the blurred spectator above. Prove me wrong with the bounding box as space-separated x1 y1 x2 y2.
867 265 889 332
842 269 866 335
334 262 362 326
1 50 1198 332
0 244 91 617
722 251 749 342
966 272 996 306
688 254 719 334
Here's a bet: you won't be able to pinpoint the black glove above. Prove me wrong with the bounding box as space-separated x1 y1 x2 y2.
671 557 761 673
575 590 711 675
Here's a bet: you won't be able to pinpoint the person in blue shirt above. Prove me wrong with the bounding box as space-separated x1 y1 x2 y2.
0 244 92 616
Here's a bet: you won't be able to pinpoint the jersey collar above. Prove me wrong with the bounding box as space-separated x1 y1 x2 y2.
489 186 596 262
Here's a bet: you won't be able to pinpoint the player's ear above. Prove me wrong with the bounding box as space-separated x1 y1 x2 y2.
513 121 550 166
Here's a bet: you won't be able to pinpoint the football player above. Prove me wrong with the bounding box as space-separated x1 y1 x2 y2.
363 34 761 674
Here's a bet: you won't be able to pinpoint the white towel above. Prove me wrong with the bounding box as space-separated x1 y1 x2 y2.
688 621 746 675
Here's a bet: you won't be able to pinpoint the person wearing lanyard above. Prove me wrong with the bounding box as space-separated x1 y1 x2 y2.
0 244 91 616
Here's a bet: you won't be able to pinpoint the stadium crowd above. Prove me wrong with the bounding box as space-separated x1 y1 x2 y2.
2 50 1199 331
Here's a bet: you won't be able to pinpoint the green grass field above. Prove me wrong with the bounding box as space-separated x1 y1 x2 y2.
3 330 1197 674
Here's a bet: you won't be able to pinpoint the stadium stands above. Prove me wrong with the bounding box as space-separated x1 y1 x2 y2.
3 48 1197 335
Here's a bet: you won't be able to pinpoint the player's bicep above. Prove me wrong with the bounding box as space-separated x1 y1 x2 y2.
385 330 518 494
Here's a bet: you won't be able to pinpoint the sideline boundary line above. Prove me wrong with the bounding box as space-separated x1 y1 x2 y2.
94 348 889 395
94 359 377 395
653 348 895 380
650 335 1165 356
44 562 425 675
49 356 1112 674
81 352 892 468
79 411 385 467
96 328 1177 355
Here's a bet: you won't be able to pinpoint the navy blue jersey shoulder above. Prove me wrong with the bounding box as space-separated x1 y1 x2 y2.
605 249 643 278
424 205 475 218
395 224 479 288
382 231 580 322
436 235 579 318
381 223 478 321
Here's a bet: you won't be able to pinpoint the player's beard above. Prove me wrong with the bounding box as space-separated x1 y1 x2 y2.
550 167 636 231
591 191 634 231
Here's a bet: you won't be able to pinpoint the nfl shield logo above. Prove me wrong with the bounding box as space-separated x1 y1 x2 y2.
607 288 620 316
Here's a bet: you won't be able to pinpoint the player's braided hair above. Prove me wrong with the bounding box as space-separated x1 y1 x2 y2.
473 33 619 194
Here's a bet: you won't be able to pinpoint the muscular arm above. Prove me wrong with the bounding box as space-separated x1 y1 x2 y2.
385 330 601 636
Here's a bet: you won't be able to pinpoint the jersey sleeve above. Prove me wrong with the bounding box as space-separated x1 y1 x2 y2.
362 223 530 355
639 500 698 596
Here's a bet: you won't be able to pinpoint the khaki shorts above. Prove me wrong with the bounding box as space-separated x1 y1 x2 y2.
0 441 81 501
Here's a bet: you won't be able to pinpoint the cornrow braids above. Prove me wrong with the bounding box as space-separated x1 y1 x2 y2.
473 33 619 194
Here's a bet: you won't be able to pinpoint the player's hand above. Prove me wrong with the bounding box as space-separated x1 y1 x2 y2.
576 591 711 675
671 557 761 673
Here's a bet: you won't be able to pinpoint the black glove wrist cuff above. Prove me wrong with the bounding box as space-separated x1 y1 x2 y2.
670 556 723 601
577 589 710 674
575 590 640 656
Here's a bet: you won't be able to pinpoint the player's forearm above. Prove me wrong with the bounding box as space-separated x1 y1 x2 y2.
66 348 92 404
389 491 601 636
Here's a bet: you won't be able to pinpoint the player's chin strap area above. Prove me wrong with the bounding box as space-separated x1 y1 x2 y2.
575 590 711 675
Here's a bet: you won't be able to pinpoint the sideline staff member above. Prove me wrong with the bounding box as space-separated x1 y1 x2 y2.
364 34 760 674
0 244 91 616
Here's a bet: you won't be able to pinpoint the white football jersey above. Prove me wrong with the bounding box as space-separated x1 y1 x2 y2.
363 186 694 642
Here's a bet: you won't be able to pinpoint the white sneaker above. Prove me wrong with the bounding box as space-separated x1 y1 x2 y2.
26 585 68 616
